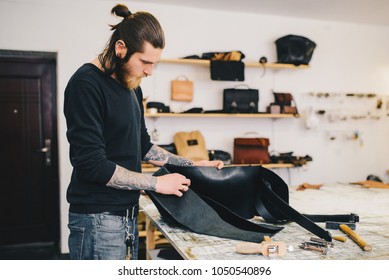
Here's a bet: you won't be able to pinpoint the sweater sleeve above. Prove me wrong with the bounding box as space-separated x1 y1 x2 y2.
64 78 116 184
134 87 153 158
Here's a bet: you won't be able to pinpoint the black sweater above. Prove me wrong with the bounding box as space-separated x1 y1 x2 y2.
64 63 153 213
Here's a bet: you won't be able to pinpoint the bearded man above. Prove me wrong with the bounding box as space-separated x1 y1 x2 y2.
64 4 223 260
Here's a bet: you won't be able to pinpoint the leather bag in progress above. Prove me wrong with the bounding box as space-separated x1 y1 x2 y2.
147 165 342 242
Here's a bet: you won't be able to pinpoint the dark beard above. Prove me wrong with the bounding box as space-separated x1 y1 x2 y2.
115 57 142 89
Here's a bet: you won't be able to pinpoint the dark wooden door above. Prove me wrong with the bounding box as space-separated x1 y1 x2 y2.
0 50 59 259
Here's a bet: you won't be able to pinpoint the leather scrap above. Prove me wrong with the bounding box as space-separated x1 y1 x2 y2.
296 183 323 191
351 180 389 189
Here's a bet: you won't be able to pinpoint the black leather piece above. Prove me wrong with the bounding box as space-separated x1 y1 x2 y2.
304 213 359 223
259 178 332 241
165 164 289 221
146 167 283 243
254 166 290 223
164 164 332 241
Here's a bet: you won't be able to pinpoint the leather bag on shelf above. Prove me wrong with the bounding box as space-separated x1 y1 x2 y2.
208 150 232 165
202 50 245 61
210 60 245 81
146 101 170 113
273 92 299 115
173 130 209 161
275 34 316 66
171 76 194 102
158 143 177 155
233 137 270 164
223 85 259 113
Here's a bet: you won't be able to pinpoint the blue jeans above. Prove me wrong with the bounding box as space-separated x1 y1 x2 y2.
68 205 139 260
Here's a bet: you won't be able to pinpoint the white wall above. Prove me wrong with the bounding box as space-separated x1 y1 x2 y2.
1 0 388 254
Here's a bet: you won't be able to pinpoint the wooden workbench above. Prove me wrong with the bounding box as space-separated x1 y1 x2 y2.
140 182 389 260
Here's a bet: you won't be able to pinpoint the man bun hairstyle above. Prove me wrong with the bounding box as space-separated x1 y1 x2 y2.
99 4 165 75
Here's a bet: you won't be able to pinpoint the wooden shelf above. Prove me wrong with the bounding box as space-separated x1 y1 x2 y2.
145 112 298 118
160 58 309 70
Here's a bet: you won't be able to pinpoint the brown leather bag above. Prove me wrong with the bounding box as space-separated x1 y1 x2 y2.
171 76 193 102
233 138 270 164
273 92 298 115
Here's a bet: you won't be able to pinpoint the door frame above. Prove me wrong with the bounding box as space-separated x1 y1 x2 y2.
0 49 60 258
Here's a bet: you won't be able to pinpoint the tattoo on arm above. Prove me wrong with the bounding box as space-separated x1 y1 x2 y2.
144 144 193 166
107 165 157 191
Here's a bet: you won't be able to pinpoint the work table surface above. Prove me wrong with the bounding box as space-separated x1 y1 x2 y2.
140 182 389 260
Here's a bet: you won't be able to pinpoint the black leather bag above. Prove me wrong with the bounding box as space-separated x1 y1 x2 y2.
208 150 232 165
223 86 259 113
210 60 245 81
159 143 177 155
275 34 316 66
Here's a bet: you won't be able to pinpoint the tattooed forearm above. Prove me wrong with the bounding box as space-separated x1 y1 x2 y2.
144 144 193 166
107 165 157 191
166 156 193 166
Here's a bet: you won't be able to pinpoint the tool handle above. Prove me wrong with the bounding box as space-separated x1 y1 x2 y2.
236 242 263 254
236 241 286 256
332 235 347 242
339 224 372 251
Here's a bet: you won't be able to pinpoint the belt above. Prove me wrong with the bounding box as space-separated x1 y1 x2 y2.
100 210 128 216
99 205 139 218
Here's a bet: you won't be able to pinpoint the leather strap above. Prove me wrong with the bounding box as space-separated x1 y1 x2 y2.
304 213 359 223
258 177 332 241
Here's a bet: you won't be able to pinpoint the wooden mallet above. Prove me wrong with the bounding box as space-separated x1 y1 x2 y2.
339 224 372 251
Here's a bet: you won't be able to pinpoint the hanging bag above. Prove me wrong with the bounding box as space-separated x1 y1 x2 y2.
171 75 194 102
173 130 209 161
275 34 316 66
